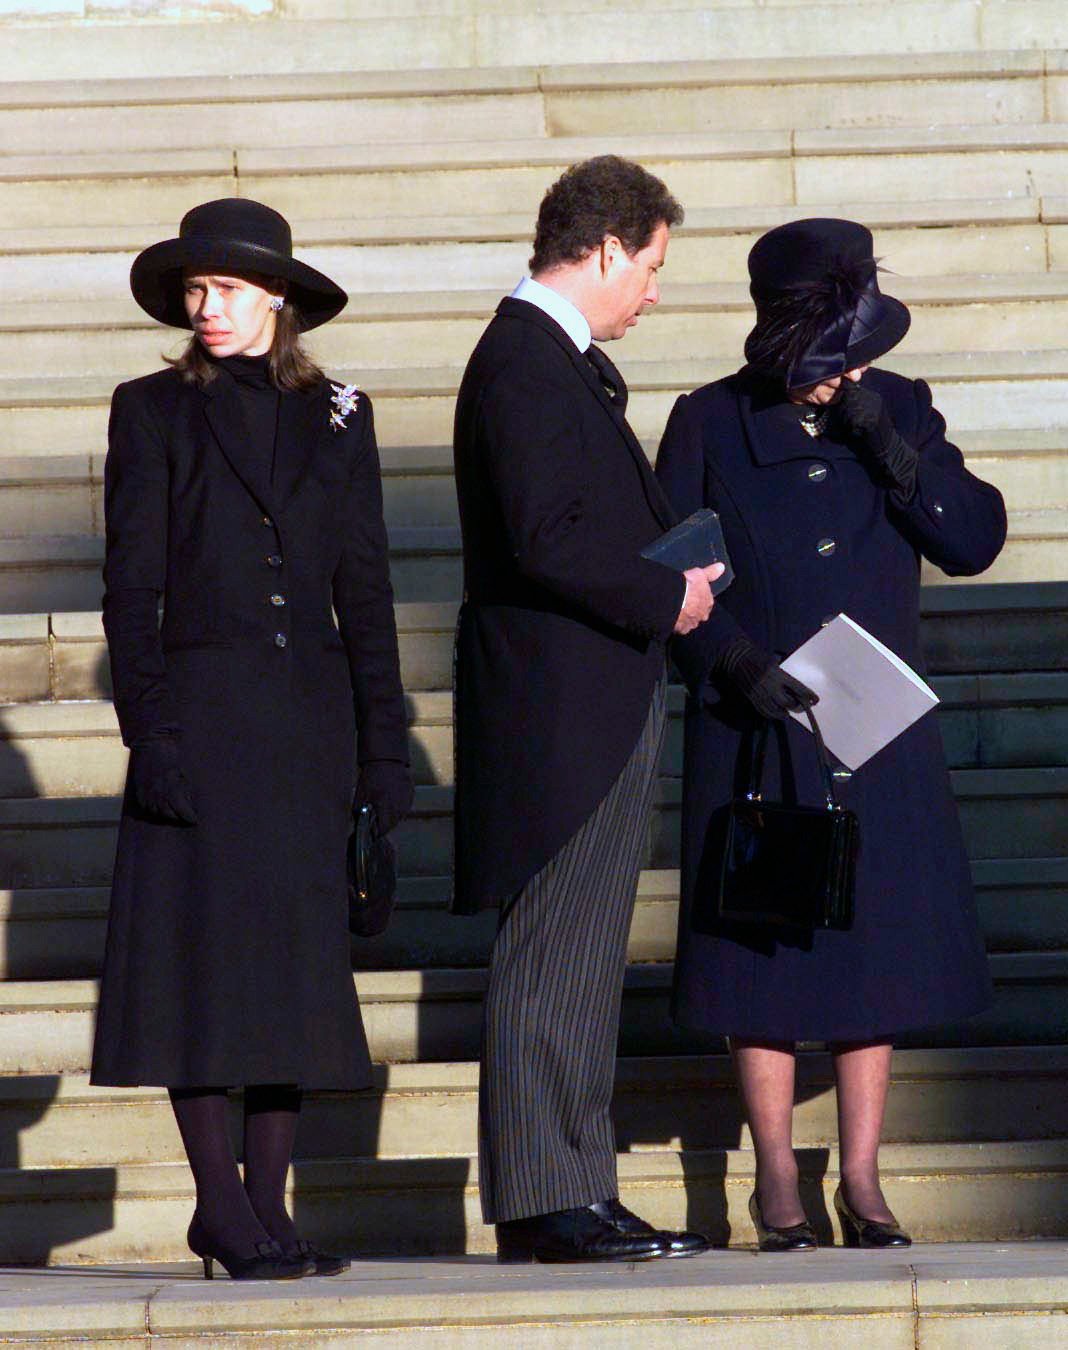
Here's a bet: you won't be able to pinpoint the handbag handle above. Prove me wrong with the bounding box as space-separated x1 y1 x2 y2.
746 705 840 811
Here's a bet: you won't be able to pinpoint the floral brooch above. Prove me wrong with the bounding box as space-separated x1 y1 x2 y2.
329 382 360 431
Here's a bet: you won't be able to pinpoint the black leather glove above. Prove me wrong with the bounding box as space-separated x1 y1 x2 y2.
354 759 414 835
128 735 198 825
836 380 919 501
715 637 819 721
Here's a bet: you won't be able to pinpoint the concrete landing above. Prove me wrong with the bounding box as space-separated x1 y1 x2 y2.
0 1242 1065 1346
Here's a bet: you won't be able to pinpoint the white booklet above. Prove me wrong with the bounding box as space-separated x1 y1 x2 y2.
780 613 939 771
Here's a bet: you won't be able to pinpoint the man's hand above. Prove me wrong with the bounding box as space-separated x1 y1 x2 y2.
674 563 725 635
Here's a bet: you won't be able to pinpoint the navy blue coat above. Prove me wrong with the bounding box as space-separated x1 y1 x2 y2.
655 368 1007 1041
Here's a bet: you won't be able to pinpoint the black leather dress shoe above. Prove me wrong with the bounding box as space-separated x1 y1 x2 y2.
589 1198 711 1258
748 1192 818 1253
496 1205 669 1263
834 1186 912 1249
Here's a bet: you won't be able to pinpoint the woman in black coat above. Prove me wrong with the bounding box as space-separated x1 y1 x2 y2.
655 219 1006 1252
90 199 413 1279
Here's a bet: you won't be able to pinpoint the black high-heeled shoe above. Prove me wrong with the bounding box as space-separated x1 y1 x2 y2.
283 1238 350 1277
187 1213 309 1281
748 1192 817 1253
834 1186 911 1248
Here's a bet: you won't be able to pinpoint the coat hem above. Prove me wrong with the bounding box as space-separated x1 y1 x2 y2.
89 1067 375 1091
670 990 995 1044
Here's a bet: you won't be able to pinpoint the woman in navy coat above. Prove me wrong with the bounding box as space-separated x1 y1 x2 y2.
655 219 1006 1251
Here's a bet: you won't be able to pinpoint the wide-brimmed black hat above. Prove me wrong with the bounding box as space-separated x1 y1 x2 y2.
130 198 347 332
743 218 910 388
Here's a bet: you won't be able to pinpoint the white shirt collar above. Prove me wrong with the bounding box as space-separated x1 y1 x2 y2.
510 276 592 353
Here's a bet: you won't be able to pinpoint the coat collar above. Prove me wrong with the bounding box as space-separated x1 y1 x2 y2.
496 297 676 530
736 370 858 468
199 369 331 516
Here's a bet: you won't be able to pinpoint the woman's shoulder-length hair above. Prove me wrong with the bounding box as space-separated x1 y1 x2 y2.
166 301 325 392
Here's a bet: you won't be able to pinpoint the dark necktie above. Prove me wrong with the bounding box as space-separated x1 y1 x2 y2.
585 343 628 415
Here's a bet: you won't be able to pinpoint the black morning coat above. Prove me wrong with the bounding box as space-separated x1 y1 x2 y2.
655 367 1008 1042
90 364 408 1088
451 298 686 912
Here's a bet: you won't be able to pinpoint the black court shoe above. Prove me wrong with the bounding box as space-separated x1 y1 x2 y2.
187 1214 309 1281
496 1205 669 1263
748 1192 818 1253
284 1238 350 1277
834 1186 912 1249
589 1198 711 1258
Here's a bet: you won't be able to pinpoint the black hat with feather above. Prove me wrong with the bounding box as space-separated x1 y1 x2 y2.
743 217 910 390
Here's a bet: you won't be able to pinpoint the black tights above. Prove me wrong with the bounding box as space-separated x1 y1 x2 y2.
169 1085 303 1255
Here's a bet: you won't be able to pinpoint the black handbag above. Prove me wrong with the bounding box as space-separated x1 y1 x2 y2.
717 706 858 932
347 803 398 938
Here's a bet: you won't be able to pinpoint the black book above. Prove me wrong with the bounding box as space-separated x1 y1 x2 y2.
641 508 734 595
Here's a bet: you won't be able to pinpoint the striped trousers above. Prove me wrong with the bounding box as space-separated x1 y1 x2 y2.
477 677 667 1223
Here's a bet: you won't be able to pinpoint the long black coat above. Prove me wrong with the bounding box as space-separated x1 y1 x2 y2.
452 298 685 912
655 368 1007 1041
90 365 408 1088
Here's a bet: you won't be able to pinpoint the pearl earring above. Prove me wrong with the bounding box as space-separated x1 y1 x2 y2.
269 296 284 312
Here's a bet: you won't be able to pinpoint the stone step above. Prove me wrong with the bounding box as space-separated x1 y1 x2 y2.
0 602 461 705
1 854 1063 982
0 1137 1065 1266
0 438 1063 543
4 198 1053 294
5 351 1068 463
0 82 547 159
0 1046 1061 1172
1 53 1056 159
0 501 1062 613
2 579 1064 706
0 463 1060 568
1 667 1065 798
344 856 1068 974
0 508 1061 607
3 0 869 16
0 529 469 613
0 1243 1064 1347
7 125 1068 230
2 765 1064 893
0 449 465 536
917 579 1068 673
2 4 1059 83
9 275 1068 374
0 934 1065 1074
0 432 1064 546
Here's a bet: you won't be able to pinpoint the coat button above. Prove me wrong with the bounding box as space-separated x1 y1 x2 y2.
269 593 286 607
817 537 836 557
267 553 283 567
808 463 828 482
274 633 287 648
932 502 944 515
262 515 274 528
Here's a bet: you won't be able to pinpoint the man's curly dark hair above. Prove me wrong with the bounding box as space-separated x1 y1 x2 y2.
529 155 684 274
